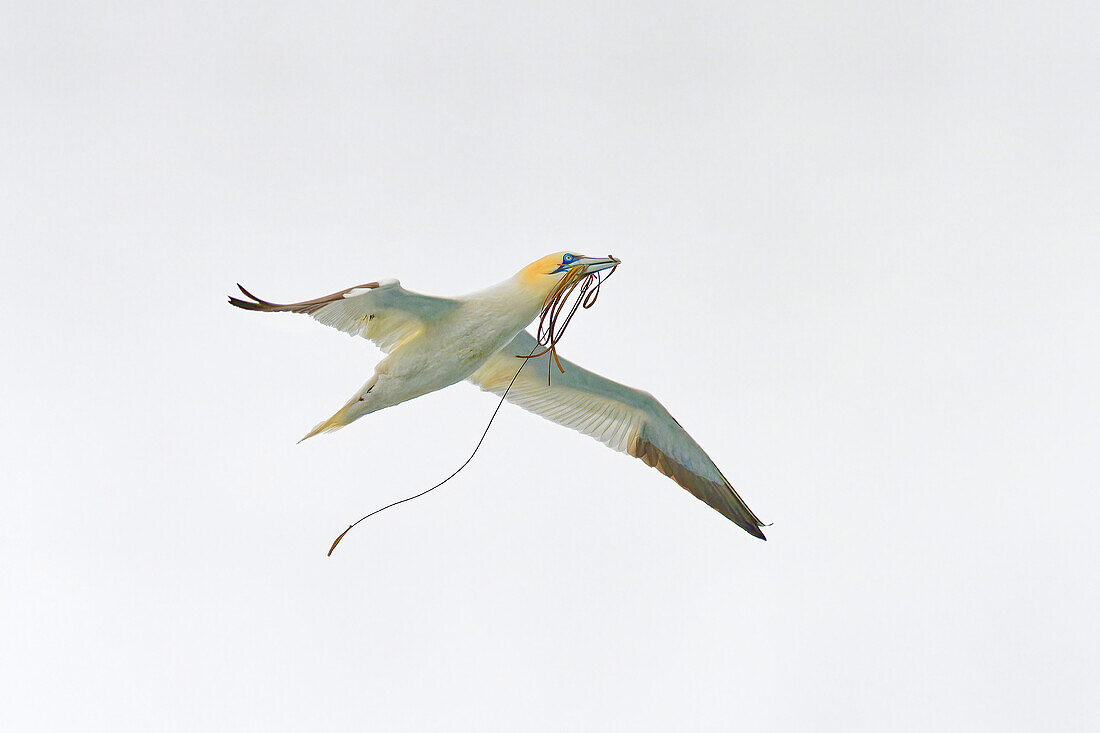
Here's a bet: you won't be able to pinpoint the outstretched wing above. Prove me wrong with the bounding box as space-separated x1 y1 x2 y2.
468 331 766 539
229 279 459 352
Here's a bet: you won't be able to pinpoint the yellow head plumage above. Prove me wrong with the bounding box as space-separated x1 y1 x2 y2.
517 252 579 285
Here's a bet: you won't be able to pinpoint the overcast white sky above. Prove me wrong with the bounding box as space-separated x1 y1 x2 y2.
3 1 1098 730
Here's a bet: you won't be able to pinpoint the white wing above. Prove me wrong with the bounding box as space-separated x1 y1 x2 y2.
229 279 458 352
468 331 766 538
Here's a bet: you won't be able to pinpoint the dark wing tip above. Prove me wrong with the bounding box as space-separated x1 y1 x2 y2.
229 295 260 310
746 522 767 540
712 488 767 539
229 282 380 315
228 284 282 311
719 487 768 540
629 433 768 541
237 283 258 299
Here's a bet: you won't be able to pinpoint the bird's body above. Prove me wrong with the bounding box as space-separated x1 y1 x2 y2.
230 252 767 539
320 281 537 437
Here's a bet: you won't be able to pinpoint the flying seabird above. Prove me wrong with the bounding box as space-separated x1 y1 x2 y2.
229 252 766 539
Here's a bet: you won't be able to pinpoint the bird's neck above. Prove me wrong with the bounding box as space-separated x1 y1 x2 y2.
465 272 556 331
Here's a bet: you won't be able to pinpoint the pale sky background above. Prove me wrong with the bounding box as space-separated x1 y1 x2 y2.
3 1 1098 731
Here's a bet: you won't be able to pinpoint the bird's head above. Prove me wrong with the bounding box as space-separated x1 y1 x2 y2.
518 252 620 288
514 252 621 371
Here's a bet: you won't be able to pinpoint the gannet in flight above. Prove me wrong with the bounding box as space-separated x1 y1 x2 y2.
229 253 766 539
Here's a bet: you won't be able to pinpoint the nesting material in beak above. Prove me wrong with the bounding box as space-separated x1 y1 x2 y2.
520 256 619 383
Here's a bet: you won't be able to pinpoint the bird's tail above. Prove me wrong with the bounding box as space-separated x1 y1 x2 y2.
299 406 355 443
299 377 379 443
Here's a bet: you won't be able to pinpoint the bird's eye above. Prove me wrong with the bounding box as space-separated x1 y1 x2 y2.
563 254 574 262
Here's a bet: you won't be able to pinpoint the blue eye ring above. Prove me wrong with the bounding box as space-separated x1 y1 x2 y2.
563 253 574 263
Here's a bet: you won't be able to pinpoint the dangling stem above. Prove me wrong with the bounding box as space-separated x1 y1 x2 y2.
327 340 539 556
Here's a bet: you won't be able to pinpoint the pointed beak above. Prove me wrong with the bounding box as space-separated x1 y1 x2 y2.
574 255 620 275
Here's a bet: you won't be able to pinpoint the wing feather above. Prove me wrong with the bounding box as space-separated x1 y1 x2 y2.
229 279 458 353
468 331 766 538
